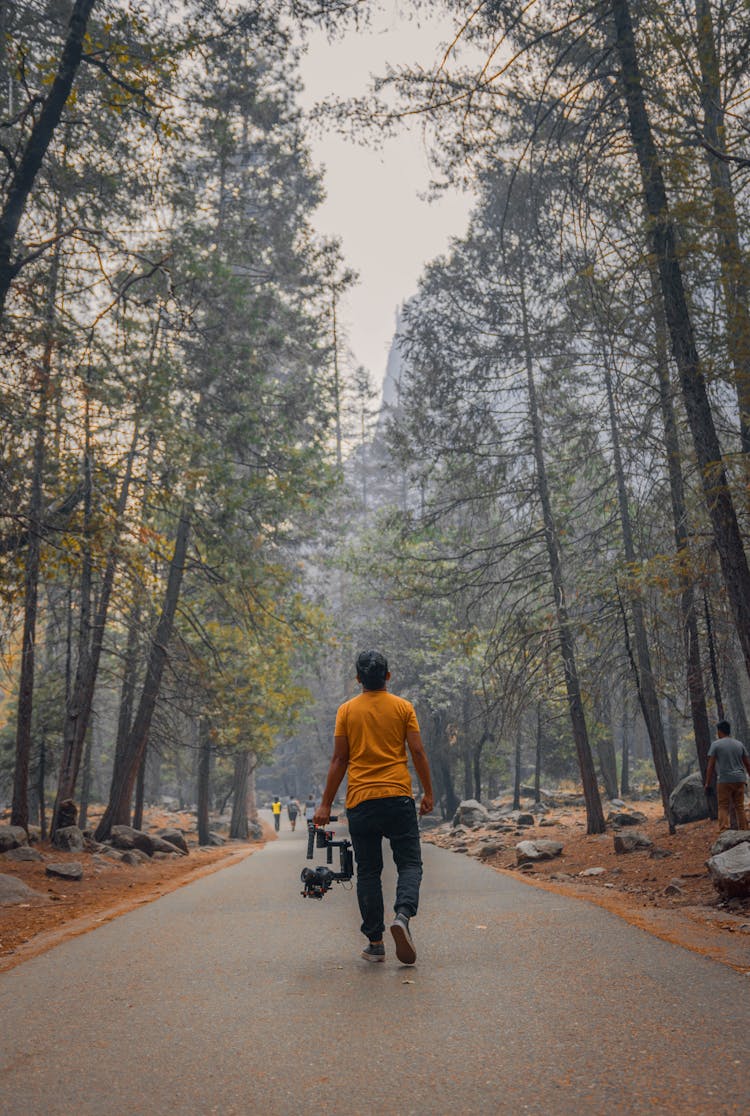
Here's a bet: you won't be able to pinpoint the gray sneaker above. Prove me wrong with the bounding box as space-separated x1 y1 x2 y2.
390 913 416 965
361 941 385 963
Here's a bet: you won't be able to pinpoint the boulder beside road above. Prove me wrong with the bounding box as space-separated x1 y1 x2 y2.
710 830 750 857
45 862 84 881
452 800 490 829
0 873 47 904
0 825 28 852
110 826 155 856
52 825 84 851
707 842 750 899
516 839 563 864
614 831 653 853
668 773 710 824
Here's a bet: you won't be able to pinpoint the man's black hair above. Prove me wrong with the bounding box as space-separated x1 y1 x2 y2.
356 649 388 690
717 719 731 735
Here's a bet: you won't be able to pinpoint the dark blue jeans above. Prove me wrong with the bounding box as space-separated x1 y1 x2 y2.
347 795 423 941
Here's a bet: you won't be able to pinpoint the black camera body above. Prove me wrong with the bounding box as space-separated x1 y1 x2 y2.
300 819 354 899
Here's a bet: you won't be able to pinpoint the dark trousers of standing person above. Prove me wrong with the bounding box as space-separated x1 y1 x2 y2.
347 796 423 942
274 814 280 832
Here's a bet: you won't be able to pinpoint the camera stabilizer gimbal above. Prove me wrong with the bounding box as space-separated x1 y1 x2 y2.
300 818 354 899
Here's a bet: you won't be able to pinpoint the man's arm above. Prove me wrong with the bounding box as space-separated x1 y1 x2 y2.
406 729 434 816
705 755 716 790
313 735 350 826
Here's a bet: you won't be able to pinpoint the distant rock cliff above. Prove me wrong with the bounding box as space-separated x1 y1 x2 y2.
379 304 407 421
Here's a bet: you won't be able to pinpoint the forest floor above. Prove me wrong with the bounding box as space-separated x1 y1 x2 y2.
3 799 750 974
0 806 272 972
422 799 750 972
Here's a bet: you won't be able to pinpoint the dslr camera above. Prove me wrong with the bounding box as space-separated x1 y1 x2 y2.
300 818 354 899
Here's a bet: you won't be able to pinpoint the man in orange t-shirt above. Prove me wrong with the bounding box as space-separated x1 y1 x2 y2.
314 650 434 965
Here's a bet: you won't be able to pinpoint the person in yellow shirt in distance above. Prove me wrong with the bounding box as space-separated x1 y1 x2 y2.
314 650 434 965
271 796 282 832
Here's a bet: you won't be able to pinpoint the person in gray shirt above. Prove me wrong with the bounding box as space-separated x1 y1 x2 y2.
705 720 750 831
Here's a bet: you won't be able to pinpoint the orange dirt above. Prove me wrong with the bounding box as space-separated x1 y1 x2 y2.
423 800 750 973
0 807 272 973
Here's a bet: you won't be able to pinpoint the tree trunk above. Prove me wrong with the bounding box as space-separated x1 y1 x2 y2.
10 264 58 828
648 264 713 782
52 390 93 831
662 698 679 783
132 744 146 831
620 701 631 796
0 0 96 315
197 721 211 846
512 728 522 810
534 706 542 803
473 734 485 801
694 0 750 453
600 343 674 820
612 0 750 688
704 590 725 720
53 415 141 833
437 751 459 820
596 725 619 802
78 725 93 831
95 504 192 841
724 651 750 747
230 751 249 840
520 275 605 833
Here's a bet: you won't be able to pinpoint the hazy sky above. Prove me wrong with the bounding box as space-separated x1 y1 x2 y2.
297 6 475 394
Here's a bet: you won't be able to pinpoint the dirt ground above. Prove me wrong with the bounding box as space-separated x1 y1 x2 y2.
423 799 750 973
0 807 271 973
2 800 750 975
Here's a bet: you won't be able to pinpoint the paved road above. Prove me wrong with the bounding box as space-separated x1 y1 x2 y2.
1 816 749 1115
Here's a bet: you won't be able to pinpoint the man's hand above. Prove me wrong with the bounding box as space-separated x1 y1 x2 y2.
313 805 331 827
419 792 433 816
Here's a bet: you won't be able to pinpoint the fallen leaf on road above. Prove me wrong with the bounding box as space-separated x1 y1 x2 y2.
475 924 487 930
402 979 415 985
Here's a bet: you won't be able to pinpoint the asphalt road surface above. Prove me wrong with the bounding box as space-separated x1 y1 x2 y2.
1 814 749 1116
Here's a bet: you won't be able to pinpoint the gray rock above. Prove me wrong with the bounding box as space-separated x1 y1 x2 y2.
158 828 189 853
149 834 187 856
528 803 548 815
516 813 535 827
110 825 155 856
608 811 647 827
207 831 226 846
0 825 28 852
452 799 490 829
248 820 264 841
52 825 84 851
27 825 41 844
152 850 179 860
45 862 83 881
579 867 606 877
649 847 673 859
614 831 653 853
707 842 750 898
0 873 47 904
121 851 143 867
515 839 563 864
476 841 505 859
3 846 43 863
609 798 626 808
538 819 557 828
98 846 125 861
710 830 750 857
668 772 710 824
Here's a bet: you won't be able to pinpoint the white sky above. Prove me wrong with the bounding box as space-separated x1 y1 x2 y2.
297 6 476 394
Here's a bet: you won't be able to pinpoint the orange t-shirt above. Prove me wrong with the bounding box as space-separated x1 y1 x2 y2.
334 689 420 810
